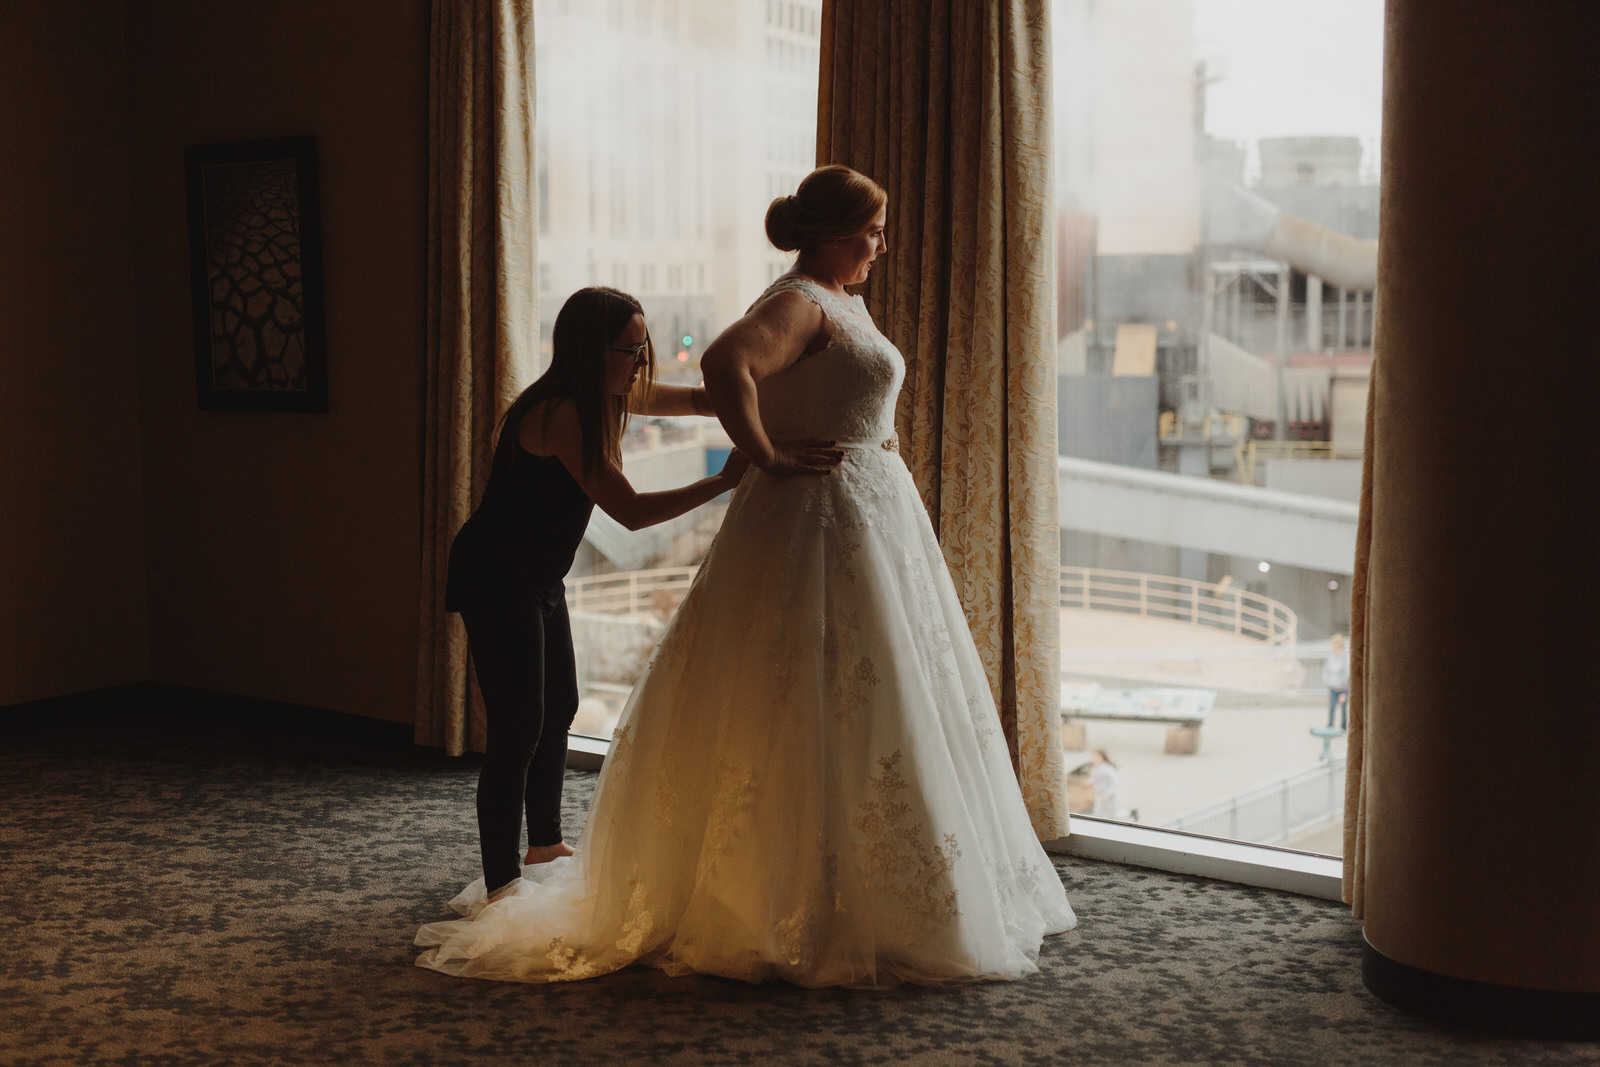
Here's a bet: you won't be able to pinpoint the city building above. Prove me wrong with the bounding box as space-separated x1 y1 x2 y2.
534 0 822 375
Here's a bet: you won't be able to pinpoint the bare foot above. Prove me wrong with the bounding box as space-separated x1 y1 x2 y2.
524 842 574 865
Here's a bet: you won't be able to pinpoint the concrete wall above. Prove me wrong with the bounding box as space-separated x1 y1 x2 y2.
0 2 151 705
1263 458 1363 503
125 1 429 722
1058 376 1159 468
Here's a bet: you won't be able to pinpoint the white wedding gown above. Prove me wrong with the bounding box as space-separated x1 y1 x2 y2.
415 273 1076 987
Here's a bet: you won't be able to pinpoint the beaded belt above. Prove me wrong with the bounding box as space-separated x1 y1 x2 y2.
834 432 900 454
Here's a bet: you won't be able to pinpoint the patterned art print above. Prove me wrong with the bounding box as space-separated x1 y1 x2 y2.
185 136 328 411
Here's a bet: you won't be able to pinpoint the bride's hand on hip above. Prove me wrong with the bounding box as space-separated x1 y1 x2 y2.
765 439 845 477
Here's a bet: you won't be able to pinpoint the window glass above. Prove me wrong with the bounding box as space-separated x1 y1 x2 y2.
536 0 1381 862
1052 0 1382 856
534 0 823 744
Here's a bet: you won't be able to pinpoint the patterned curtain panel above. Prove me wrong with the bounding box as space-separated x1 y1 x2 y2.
1343 356 1379 911
818 0 1069 839
415 0 538 755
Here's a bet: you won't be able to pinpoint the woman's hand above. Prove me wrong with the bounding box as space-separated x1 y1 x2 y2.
763 439 845 477
718 448 752 486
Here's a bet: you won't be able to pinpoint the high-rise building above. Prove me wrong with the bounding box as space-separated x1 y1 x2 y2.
534 0 822 375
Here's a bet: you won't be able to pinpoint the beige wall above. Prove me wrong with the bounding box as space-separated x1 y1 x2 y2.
126 1 429 722
0 1 429 722
0 2 151 705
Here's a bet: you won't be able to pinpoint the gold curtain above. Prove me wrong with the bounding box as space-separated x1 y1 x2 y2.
415 0 538 755
1342 353 1378 911
819 0 1070 839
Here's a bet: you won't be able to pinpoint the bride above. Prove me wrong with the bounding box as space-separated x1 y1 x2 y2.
416 165 1076 987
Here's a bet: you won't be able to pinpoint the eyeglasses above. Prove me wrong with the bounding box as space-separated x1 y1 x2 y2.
608 343 649 360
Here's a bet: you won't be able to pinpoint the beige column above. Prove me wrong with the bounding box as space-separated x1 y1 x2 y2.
1304 275 1321 353
1361 0 1600 1015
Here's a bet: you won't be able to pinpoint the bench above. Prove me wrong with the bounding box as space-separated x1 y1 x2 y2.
1060 682 1217 755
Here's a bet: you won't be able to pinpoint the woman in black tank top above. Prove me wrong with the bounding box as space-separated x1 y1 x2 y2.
445 287 749 898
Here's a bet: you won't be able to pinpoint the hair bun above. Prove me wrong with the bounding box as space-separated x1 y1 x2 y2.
762 167 887 255
764 195 803 252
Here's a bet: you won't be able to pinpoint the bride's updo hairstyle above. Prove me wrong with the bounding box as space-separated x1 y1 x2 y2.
765 165 887 253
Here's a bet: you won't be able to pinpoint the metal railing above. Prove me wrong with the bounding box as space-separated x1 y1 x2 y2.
569 565 1299 654
1237 440 1363 486
1245 440 1363 462
1156 411 1249 443
566 567 697 616
1165 756 1346 845
1058 566 1297 648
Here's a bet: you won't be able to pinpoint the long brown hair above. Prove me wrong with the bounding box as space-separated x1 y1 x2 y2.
496 287 655 478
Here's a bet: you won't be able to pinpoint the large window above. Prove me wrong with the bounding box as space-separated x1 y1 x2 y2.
1051 0 1382 856
533 0 824 743
539 0 1383 866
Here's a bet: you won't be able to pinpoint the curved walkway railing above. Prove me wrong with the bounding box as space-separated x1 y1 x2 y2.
566 567 697 616
570 564 1297 649
1059 566 1296 648
1166 757 1345 844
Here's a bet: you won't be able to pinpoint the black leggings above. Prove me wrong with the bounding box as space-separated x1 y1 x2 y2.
461 595 580 893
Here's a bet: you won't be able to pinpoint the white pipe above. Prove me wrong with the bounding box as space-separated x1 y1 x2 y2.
1204 182 1377 291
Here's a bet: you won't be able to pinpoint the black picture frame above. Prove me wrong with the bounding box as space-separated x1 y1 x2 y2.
184 135 328 412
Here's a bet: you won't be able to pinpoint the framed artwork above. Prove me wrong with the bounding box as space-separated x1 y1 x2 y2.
184 135 328 412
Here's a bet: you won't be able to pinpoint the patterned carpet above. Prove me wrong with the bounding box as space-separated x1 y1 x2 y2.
1 690 1593 1066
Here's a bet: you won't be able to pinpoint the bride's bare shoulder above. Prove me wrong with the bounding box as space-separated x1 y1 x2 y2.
753 286 825 318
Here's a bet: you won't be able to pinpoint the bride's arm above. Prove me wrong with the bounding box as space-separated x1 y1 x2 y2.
700 293 844 477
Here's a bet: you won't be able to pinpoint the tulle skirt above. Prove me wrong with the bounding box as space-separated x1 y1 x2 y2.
416 447 1075 987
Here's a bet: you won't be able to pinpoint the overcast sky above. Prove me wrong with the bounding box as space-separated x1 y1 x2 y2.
1194 0 1385 175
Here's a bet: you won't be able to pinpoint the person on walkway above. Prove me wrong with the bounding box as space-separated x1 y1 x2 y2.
1089 749 1121 818
1323 632 1351 732
443 287 749 898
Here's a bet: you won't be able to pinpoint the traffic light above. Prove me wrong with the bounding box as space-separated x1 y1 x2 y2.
677 333 694 362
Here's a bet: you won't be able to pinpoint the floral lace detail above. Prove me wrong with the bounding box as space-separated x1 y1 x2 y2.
854 751 961 932
992 860 1021 928
773 909 816 969
968 693 1003 759
694 763 758 888
1013 855 1053 911
750 273 903 450
646 574 708 677
607 723 636 776
887 522 968 707
993 854 1057 935
834 532 863 584
821 608 875 726
545 936 608 980
830 654 882 726
616 880 661 957
797 450 918 533
653 776 679 828
772 840 845 969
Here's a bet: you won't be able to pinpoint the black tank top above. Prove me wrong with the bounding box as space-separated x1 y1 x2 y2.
443 421 595 613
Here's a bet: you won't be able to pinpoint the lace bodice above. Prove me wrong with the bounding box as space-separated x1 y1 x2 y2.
749 273 904 444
